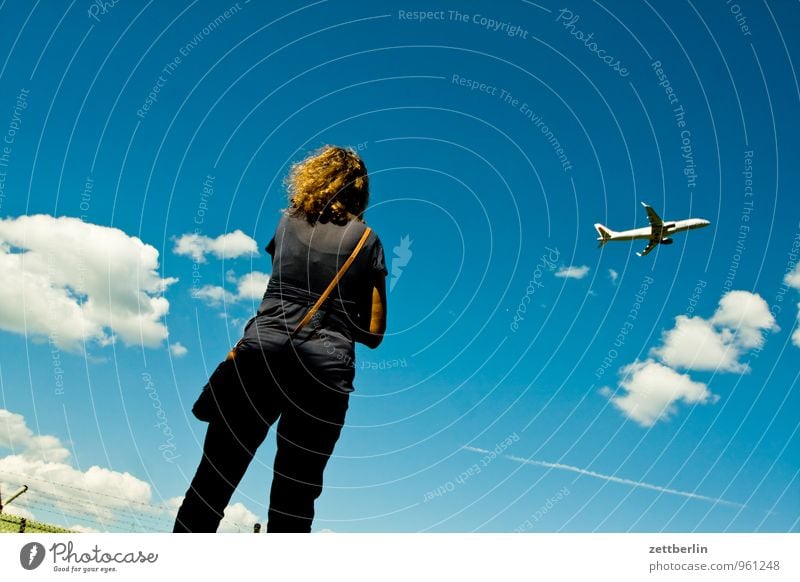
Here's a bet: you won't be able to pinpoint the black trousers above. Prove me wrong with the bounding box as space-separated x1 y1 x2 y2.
173 348 350 533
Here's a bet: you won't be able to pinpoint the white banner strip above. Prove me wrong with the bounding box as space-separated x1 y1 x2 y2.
1 533 797 581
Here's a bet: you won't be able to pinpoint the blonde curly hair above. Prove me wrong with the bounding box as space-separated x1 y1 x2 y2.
285 145 370 224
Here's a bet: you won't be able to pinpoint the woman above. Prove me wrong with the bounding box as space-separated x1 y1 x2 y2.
174 145 387 533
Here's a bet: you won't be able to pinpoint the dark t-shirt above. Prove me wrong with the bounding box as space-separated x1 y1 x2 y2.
239 212 387 393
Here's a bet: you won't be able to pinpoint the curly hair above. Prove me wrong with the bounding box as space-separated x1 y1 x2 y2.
284 145 370 225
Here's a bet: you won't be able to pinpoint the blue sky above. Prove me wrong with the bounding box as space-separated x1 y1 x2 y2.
0 0 798 533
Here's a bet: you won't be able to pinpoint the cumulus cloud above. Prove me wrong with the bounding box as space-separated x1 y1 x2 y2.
165 496 261 533
783 265 800 348
652 291 778 373
555 265 590 279
651 316 744 373
792 307 800 348
604 359 718 427
1 408 263 531
169 342 188 358
710 290 779 349
608 268 619 285
173 230 257 263
69 524 102 533
219 501 261 532
236 271 271 300
785 263 800 290
0 408 152 524
0 214 176 352
0 409 71 463
193 285 236 306
605 290 776 427
193 271 270 306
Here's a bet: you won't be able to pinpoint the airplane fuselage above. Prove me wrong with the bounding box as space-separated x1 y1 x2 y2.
595 203 710 256
606 218 709 241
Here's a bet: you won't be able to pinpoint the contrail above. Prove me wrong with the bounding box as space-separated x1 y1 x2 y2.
507 455 745 508
463 447 745 509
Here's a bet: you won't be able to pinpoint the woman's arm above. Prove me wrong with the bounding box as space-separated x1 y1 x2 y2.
359 276 386 349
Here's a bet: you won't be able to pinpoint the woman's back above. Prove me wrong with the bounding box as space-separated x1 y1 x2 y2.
240 212 387 392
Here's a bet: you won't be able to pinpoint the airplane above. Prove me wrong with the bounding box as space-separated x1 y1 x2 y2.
595 202 710 257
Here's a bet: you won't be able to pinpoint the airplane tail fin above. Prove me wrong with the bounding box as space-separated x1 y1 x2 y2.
594 223 614 247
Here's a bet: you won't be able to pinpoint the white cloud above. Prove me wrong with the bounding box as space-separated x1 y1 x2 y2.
1 408 264 532
651 315 746 373
0 408 153 524
169 342 188 358
604 359 718 427
785 263 800 290
193 271 270 306
165 496 261 533
193 285 236 306
710 290 778 349
605 291 777 427
3 505 36 520
219 501 261 532
69 524 101 533
783 266 800 348
652 291 778 373
793 305 800 348
0 409 71 463
236 271 271 300
0 214 176 352
608 268 619 284
555 265 590 279
173 230 257 263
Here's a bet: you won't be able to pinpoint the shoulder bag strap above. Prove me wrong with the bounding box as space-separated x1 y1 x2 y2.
290 225 372 338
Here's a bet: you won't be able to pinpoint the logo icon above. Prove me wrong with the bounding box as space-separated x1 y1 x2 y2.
390 235 413 292
20 542 46 570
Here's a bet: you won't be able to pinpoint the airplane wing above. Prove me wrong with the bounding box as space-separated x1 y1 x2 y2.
636 238 659 257
641 202 663 228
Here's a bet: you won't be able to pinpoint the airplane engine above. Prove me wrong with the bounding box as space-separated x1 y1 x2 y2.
661 238 674 245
